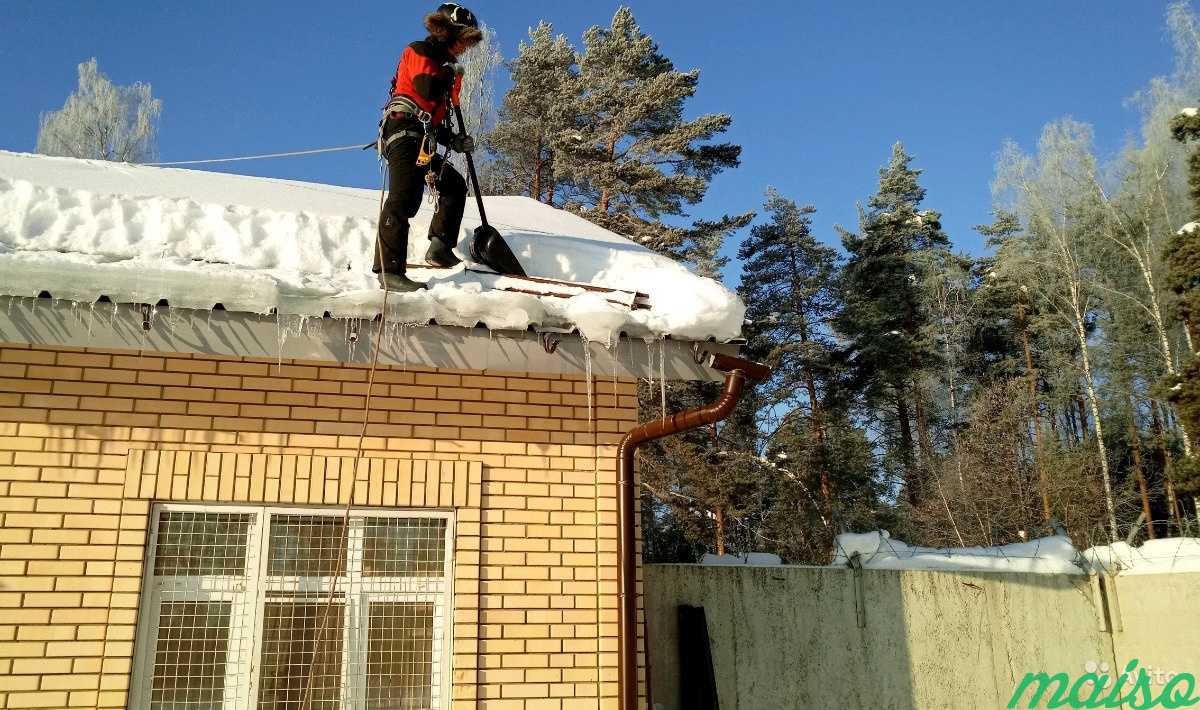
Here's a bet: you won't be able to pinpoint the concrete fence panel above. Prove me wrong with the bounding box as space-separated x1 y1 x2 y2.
645 565 1117 710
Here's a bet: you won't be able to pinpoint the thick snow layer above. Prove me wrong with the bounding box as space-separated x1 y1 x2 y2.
1179 221 1200 235
830 530 1084 574
0 151 744 343
1181 107 1199 118
699 552 783 566
1083 538 1200 576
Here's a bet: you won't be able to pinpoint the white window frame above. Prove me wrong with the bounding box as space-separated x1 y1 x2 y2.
130 503 455 710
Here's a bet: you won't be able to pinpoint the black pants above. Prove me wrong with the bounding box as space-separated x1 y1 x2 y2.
374 117 468 275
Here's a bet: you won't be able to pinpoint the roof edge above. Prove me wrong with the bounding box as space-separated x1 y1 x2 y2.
0 296 737 381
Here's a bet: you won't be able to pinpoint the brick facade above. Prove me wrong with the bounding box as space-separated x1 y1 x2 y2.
0 342 645 710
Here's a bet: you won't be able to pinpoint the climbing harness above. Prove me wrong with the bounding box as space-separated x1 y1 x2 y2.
376 95 433 161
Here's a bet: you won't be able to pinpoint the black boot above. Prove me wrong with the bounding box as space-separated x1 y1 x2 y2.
424 236 462 268
379 271 426 292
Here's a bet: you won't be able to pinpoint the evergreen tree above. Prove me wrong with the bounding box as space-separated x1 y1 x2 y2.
737 190 847 537
1164 106 1200 492
637 378 768 558
558 7 743 254
758 409 881 563
973 212 1055 519
1168 109 1200 348
636 205 758 559
969 212 1032 383
486 22 578 202
834 143 951 506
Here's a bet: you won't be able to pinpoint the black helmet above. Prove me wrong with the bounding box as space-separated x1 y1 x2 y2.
437 3 478 28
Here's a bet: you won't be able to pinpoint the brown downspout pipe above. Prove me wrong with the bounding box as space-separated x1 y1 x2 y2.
616 352 770 710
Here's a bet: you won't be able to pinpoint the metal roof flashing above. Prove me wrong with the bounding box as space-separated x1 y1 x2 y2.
0 295 738 381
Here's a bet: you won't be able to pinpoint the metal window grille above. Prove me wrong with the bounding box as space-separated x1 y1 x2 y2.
131 505 452 710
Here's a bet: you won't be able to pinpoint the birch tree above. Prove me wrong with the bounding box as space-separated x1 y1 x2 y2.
995 120 1119 540
36 58 162 163
1090 140 1193 454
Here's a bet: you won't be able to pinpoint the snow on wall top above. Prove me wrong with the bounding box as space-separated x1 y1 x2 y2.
831 530 1085 575
0 151 745 343
831 530 1200 576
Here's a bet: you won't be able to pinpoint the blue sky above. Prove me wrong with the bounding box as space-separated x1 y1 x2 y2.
0 1 1180 283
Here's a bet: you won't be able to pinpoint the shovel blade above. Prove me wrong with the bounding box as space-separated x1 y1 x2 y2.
470 225 527 277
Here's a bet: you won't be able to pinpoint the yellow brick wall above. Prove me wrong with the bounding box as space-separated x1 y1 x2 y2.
0 343 645 710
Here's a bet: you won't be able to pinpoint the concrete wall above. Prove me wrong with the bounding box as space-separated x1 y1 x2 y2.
1111 573 1200 688
646 565 1135 710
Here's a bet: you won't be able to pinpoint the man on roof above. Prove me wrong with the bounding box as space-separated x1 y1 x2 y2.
374 3 482 292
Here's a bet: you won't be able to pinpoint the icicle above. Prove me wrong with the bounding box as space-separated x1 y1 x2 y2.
581 335 595 432
659 338 667 421
400 323 409 370
645 337 655 404
139 307 151 350
346 318 361 361
485 329 495 372
611 338 620 413
274 312 286 368
86 303 95 344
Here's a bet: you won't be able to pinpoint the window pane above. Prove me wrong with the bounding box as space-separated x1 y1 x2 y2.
363 518 446 577
267 515 347 577
154 511 253 576
367 602 435 710
150 601 231 710
257 600 344 710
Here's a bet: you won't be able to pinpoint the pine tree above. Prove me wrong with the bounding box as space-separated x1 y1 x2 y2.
486 22 578 203
1168 109 1200 348
834 143 951 507
558 7 742 255
1164 107 1200 493
973 211 1055 519
737 190 843 533
636 205 757 558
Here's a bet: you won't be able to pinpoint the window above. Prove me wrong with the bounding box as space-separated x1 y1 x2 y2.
131 505 453 710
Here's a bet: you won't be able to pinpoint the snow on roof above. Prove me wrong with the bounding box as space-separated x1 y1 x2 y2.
0 151 744 344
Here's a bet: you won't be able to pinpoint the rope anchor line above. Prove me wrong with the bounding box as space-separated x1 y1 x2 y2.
147 143 365 167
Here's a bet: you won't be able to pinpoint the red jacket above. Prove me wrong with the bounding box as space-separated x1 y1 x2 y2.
390 39 462 126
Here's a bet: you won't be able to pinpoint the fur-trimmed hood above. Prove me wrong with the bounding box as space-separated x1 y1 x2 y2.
425 12 483 47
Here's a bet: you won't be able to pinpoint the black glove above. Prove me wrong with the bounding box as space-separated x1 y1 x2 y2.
450 133 475 154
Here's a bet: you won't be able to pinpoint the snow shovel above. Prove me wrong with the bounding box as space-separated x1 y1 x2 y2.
453 104 527 277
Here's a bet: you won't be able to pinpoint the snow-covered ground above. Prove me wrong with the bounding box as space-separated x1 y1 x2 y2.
830 530 1200 576
0 151 744 344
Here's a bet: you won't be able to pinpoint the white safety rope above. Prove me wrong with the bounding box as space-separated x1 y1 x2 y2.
147 144 364 166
